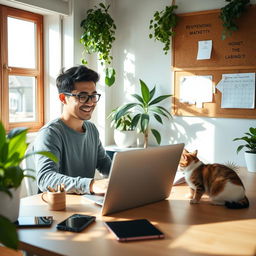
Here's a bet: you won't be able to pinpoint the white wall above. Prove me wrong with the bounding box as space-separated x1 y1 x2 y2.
4 0 254 167
102 0 256 166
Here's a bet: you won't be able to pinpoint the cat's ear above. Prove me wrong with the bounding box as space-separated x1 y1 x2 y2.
183 148 189 154
192 150 198 156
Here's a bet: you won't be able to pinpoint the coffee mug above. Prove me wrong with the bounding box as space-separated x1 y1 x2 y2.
41 191 66 211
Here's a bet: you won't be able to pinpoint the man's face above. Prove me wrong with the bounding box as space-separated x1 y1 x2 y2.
64 81 98 121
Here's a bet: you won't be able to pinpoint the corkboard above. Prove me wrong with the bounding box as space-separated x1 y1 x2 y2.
172 6 256 119
173 6 256 69
173 69 256 119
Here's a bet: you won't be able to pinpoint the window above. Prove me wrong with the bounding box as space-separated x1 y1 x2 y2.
0 5 44 132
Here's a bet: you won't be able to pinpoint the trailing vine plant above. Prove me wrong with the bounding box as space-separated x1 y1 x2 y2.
80 3 116 86
219 0 250 40
149 3 178 54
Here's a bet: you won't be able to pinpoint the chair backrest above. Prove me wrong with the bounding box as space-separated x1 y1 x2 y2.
20 143 38 197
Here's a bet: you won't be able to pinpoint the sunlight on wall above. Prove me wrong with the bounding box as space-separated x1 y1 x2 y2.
93 62 106 144
48 27 62 121
171 116 216 163
123 49 136 95
44 15 63 123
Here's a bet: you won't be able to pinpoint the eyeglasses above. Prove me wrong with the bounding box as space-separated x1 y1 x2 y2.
63 92 101 103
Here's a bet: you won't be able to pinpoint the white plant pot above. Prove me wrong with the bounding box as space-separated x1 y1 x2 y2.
244 152 256 173
0 186 21 222
114 130 137 148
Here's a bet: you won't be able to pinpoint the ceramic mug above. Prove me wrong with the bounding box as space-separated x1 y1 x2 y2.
41 191 66 211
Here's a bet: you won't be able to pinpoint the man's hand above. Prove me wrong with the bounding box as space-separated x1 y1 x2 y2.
90 179 109 195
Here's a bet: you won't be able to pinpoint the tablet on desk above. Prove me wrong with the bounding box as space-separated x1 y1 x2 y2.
105 219 164 242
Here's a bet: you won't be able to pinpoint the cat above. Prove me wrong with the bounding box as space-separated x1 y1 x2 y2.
179 149 249 209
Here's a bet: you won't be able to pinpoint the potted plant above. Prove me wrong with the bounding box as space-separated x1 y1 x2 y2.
0 122 58 250
113 79 172 148
233 127 256 172
219 0 250 40
149 2 178 54
108 110 137 148
80 2 117 86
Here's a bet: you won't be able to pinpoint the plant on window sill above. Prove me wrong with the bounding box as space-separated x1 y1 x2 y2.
149 1 178 55
80 3 116 87
219 0 250 40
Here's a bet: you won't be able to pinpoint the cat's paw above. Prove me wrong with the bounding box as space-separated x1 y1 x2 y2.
190 199 199 204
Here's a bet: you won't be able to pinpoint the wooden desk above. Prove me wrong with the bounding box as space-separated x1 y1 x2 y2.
18 168 256 256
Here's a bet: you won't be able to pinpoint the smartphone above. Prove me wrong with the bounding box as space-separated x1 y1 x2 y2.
56 214 96 232
105 219 164 242
16 216 53 227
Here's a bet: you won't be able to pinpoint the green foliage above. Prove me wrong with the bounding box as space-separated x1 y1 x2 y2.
80 3 116 86
105 67 116 87
0 122 58 197
233 127 256 154
220 0 250 40
0 121 58 249
149 5 178 54
112 80 172 147
108 109 134 132
0 215 18 250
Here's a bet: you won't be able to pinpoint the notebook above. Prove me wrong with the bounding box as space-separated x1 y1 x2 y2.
84 143 184 215
105 219 164 241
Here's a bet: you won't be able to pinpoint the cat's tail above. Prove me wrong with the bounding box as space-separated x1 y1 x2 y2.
225 196 249 209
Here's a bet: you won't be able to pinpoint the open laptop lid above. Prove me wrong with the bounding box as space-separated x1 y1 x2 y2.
101 143 184 216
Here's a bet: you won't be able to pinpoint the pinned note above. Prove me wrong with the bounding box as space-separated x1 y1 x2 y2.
180 75 213 108
197 40 212 60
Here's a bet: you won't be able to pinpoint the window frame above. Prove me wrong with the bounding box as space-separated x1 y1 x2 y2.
0 5 44 132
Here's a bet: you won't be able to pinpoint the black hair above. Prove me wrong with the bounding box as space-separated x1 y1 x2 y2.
56 65 100 93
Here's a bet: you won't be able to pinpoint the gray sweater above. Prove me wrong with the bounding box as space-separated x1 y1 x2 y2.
33 118 111 194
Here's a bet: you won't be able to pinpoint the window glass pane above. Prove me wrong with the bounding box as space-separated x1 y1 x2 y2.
9 76 36 123
8 17 36 68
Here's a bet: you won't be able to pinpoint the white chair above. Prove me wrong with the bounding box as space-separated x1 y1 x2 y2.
20 144 38 197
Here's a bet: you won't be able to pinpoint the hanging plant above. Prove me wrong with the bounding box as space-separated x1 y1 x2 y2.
149 3 178 54
219 0 250 40
80 3 116 86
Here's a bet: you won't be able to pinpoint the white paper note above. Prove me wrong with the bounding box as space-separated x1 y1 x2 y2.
180 76 213 108
197 40 212 60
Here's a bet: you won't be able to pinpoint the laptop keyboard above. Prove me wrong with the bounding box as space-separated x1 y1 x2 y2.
84 194 104 206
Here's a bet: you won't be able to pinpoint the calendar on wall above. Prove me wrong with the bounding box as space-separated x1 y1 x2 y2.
216 73 255 109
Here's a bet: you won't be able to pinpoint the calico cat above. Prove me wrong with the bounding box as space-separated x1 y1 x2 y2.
179 149 249 209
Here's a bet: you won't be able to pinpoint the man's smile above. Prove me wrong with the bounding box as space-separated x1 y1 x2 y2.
80 106 94 112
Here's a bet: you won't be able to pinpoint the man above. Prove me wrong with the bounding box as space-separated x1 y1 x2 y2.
33 65 111 194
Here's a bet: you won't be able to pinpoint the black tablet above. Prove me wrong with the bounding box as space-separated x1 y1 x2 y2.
105 219 164 242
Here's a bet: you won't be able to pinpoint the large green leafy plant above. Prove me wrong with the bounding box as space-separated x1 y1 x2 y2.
108 110 134 131
0 122 58 250
149 4 178 54
80 3 116 86
219 0 250 40
113 80 172 148
233 127 256 153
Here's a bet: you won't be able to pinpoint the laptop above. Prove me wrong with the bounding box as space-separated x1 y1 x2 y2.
84 143 184 215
